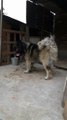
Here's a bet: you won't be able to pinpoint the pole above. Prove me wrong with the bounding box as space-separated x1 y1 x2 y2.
0 0 3 64
53 14 56 34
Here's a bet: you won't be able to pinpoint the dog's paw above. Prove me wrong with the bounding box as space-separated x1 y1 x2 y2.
45 76 49 80
24 70 31 73
45 75 52 80
24 70 30 73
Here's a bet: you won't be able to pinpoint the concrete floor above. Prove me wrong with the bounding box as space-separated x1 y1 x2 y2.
0 63 67 120
55 60 67 70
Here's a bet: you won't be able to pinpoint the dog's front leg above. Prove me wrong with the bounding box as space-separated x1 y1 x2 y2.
24 59 32 73
44 65 50 80
45 66 53 80
42 62 52 80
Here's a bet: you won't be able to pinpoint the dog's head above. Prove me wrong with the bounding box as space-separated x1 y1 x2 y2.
15 40 27 57
37 37 50 50
37 35 58 62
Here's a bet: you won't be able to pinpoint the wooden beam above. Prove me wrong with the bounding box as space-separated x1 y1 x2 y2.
0 0 3 64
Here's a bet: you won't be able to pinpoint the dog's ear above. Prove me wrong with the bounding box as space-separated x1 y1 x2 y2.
50 34 55 40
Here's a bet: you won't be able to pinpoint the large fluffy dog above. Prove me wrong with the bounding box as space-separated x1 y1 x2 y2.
37 35 58 63
25 43 53 80
15 35 58 80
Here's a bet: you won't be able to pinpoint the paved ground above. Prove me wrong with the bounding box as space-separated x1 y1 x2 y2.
0 63 67 120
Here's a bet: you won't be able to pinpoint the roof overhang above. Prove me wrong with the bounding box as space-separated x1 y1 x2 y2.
32 0 67 15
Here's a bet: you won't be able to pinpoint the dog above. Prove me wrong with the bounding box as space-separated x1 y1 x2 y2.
25 35 58 80
15 35 58 80
24 45 51 80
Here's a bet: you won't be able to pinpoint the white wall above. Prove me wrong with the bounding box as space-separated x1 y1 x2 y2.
3 0 26 23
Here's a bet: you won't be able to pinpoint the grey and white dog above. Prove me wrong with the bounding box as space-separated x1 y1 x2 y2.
24 35 58 80
15 35 58 80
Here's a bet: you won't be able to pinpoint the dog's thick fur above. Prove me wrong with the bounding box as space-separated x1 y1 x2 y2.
15 35 58 80
37 35 58 62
